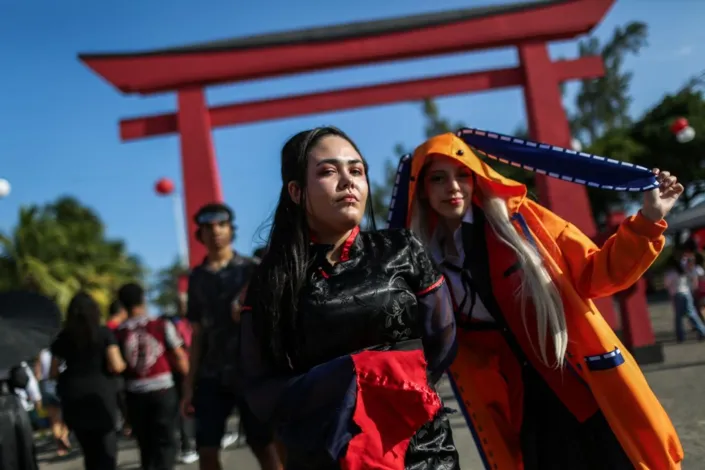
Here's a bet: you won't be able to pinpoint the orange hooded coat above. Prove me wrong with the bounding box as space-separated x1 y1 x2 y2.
406 133 683 470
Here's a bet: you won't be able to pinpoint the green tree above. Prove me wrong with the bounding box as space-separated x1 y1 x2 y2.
567 22 649 223
572 22 648 143
629 88 705 210
0 196 144 313
150 258 188 315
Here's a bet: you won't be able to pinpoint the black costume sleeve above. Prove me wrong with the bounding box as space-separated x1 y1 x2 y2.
238 307 356 425
404 230 457 382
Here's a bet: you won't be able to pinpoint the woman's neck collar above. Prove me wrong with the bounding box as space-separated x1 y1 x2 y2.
310 226 360 264
435 209 472 258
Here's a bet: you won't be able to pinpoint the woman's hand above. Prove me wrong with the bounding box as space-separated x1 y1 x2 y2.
180 381 195 418
640 169 684 222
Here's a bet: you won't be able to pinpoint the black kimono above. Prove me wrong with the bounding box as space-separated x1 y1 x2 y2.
239 227 460 470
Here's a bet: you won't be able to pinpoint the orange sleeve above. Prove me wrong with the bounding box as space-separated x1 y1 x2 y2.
553 211 667 299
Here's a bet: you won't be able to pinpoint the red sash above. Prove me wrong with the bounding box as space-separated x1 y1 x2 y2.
341 349 441 470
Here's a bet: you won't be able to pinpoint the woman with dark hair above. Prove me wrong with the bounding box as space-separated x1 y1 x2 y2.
239 127 459 470
51 292 126 470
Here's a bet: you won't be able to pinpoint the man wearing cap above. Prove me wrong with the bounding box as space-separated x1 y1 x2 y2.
180 203 281 470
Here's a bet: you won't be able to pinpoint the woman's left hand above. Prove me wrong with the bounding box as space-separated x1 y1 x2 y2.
641 169 685 222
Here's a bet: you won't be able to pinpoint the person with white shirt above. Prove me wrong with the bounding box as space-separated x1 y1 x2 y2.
0 362 42 415
663 255 705 342
402 133 684 470
35 349 71 456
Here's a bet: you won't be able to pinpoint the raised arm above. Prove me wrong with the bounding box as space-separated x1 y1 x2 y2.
553 210 665 299
548 169 683 299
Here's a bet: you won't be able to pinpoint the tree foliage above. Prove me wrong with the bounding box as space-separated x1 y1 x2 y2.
629 88 705 209
572 22 648 143
150 258 188 316
0 196 144 314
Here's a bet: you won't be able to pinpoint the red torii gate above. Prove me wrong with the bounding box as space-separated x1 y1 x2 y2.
79 0 661 363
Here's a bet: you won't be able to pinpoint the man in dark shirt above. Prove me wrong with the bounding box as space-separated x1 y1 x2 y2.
180 203 281 470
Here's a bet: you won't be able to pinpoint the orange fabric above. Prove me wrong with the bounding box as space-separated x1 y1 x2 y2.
408 133 684 469
341 349 441 470
449 329 524 470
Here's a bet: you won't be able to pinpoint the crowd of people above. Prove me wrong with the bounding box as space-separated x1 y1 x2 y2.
7 127 696 470
29 201 282 470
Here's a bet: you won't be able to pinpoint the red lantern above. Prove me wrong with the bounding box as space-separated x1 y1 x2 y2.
670 117 695 143
155 177 175 196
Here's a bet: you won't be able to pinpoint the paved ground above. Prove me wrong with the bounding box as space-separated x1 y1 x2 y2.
40 300 705 470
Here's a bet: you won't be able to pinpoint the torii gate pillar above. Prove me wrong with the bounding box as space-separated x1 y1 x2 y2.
520 42 660 362
177 88 223 267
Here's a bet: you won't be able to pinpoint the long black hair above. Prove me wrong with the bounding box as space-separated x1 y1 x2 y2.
249 126 376 370
64 291 102 350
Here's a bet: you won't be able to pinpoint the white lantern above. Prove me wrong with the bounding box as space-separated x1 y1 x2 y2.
671 117 696 143
0 178 10 198
676 126 696 143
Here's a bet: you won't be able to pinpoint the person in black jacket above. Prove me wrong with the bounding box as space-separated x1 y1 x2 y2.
0 365 39 470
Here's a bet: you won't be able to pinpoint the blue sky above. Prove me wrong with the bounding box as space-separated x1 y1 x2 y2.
1 0 704 278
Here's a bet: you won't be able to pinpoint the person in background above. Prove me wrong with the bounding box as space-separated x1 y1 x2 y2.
106 300 127 331
689 251 705 325
14 361 42 416
664 255 705 342
34 349 71 456
167 291 199 464
0 364 39 470
51 292 126 470
106 300 131 437
115 283 189 470
180 203 281 470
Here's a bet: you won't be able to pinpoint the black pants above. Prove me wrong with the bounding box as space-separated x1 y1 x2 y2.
73 428 117 470
126 387 178 470
173 373 195 452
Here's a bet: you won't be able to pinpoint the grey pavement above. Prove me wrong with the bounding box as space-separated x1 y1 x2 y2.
39 300 705 470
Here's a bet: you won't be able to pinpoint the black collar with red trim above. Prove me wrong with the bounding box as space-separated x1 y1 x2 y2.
309 226 361 263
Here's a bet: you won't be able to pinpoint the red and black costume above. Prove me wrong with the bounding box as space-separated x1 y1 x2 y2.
239 227 459 469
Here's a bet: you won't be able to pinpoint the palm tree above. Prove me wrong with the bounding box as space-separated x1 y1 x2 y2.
0 197 144 313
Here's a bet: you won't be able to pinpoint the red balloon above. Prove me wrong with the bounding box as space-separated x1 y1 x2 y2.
671 117 689 135
155 178 175 195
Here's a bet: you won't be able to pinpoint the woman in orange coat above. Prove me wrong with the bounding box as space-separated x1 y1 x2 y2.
394 131 685 469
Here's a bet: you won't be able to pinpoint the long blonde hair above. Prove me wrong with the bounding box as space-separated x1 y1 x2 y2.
411 181 568 368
